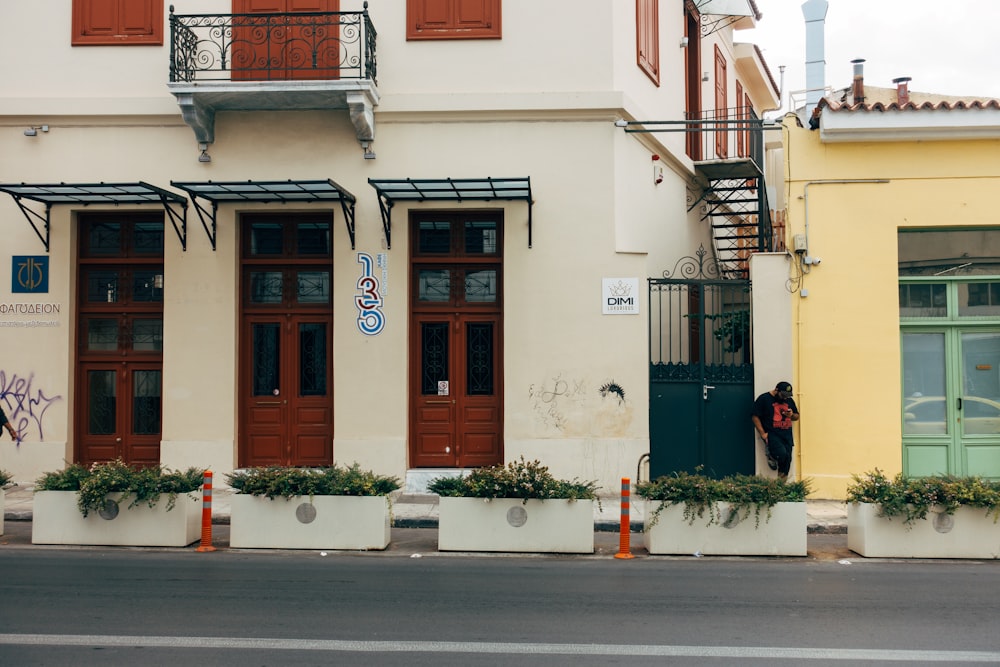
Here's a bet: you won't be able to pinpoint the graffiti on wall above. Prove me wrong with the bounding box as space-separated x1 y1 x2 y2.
529 374 633 436
0 371 61 442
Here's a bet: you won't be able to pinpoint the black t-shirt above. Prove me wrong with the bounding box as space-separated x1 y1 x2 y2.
753 392 798 434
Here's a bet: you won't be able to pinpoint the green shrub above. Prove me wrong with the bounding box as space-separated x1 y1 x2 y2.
35 459 204 517
636 470 811 528
0 469 13 489
225 463 400 499
428 457 599 503
846 469 1000 525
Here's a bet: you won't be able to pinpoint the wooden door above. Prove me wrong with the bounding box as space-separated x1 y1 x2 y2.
239 214 334 467
233 0 340 80
76 215 164 467
409 212 503 468
412 313 501 467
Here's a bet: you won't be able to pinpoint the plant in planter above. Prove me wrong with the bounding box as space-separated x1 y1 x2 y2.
845 469 1000 559
32 460 205 547
225 464 401 550
635 470 811 556
0 468 12 536
429 458 599 554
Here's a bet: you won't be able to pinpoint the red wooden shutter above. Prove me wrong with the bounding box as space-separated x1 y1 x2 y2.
408 0 501 40
636 0 659 85
735 81 745 157
714 46 728 159
73 0 162 45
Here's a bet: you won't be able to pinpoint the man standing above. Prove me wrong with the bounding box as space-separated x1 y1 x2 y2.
752 381 799 480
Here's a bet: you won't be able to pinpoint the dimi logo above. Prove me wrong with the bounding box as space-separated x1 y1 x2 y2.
606 280 633 308
12 256 48 294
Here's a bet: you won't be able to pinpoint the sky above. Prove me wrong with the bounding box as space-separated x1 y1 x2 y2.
741 0 1000 112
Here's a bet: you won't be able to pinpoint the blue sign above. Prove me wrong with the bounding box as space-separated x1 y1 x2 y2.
12 256 49 293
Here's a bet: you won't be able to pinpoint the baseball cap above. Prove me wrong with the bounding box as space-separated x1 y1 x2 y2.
775 381 793 394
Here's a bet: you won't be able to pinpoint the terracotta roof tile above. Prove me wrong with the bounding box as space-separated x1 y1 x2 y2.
819 85 1000 112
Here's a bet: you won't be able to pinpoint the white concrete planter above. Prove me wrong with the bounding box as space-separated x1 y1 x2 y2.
32 490 201 547
643 501 807 556
438 497 594 553
229 495 391 550
848 502 1000 558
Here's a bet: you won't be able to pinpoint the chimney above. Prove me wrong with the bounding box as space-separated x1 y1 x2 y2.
893 76 912 105
851 58 865 105
802 0 830 118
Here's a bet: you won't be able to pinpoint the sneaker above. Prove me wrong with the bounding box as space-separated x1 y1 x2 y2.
766 454 778 471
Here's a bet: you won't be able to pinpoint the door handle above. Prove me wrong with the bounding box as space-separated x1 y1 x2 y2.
958 397 963 410
426 400 454 404
257 401 282 406
703 385 716 400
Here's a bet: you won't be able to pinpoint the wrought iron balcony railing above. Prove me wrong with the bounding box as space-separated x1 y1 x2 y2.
685 107 765 168
169 4 376 84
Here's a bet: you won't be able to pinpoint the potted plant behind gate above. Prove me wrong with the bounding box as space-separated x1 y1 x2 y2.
0 469 12 536
429 458 599 554
226 464 400 550
32 460 205 547
846 469 1000 558
636 470 811 556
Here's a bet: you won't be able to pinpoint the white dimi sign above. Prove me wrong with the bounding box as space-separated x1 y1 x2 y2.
602 277 640 315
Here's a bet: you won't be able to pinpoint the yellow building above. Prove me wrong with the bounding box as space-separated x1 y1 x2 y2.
779 75 1000 498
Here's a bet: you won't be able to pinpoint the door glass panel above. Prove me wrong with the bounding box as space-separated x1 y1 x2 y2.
86 222 121 256
133 222 164 254
249 222 284 255
88 370 117 435
253 323 281 396
418 270 451 302
131 319 163 352
466 322 494 395
421 322 449 395
418 221 451 254
250 271 284 304
87 270 120 304
902 333 947 435
465 221 498 254
465 269 497 303
899 283 947 318
961 332 1000 435
132 370 161 435
299 323 327 396
297 222 331 255
297 271 330 304
132 269 164 303
959 282 1000 317
86 318 119 351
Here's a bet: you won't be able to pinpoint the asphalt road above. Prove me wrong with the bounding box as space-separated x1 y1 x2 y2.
1 539 999 666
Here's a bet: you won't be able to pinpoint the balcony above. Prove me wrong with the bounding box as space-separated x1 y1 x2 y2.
167 5 378 146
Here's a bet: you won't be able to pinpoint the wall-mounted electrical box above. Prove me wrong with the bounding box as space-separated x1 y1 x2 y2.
793 234 808 253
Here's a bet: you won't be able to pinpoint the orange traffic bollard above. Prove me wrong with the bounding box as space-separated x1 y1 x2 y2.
196 470 216 552
614 477 635 559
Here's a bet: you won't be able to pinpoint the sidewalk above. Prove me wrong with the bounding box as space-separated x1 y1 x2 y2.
3 484 847 533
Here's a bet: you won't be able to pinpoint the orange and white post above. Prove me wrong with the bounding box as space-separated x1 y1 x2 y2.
196 470 216 552
614 477 635 559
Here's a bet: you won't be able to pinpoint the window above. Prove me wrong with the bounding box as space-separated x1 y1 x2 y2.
407 0 502 40
636 0 659 85
714 45 728 158
72 0 163 46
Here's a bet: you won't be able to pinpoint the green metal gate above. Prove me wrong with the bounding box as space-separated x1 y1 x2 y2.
649 247 754 479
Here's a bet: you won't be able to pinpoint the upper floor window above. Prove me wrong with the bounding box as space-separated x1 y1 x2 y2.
72 0 163 46
636 0 659 85
407 0 502 41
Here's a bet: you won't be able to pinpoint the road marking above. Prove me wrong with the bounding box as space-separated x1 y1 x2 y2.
0 634 997 662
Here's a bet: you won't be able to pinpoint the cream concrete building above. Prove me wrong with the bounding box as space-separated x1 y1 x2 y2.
0 1 782 491
781 72 1000 499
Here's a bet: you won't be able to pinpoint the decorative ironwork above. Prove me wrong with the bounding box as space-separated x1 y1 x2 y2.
169 5 376 83
298 323 327 396
466 323 494 395
661 245 725 281
132 370 162 435
421 323 449 395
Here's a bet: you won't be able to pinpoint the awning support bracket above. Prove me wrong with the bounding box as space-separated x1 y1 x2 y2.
9 195 51 252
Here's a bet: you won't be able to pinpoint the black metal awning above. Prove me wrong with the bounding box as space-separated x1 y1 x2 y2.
367 177 533 248
171 180 358 250
0 182 187 252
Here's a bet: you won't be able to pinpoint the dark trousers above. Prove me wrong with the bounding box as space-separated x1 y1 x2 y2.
766 430 794 476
